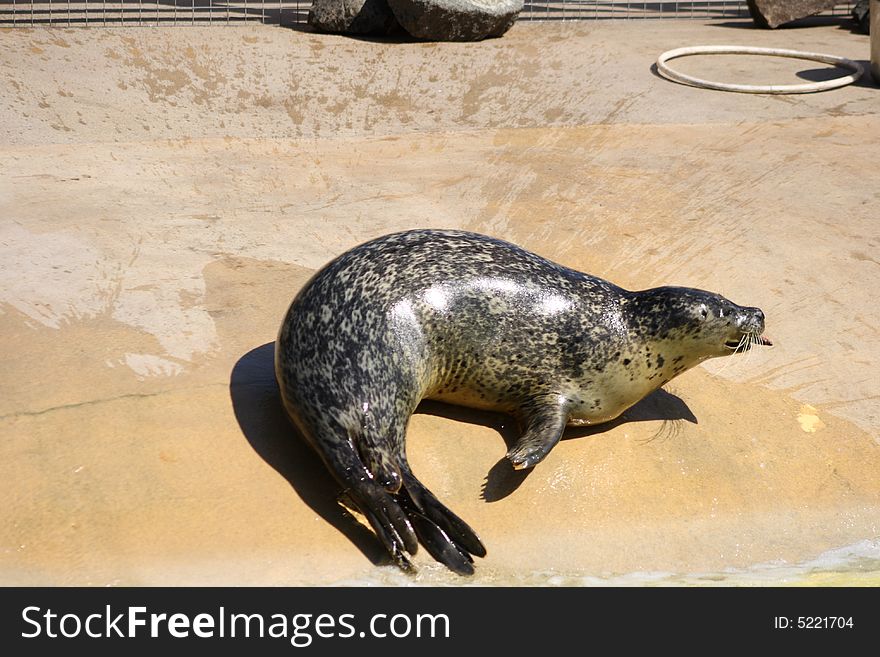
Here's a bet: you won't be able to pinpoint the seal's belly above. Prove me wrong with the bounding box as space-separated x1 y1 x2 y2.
424 363 648 427
425 386 519 415
426 385 638 427
424 361 523 415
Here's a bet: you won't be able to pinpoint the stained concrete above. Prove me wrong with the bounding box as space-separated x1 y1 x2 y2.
1 20 878 585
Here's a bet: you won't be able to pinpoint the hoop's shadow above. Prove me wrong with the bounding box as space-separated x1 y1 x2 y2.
229 342 388 566
231 342 697 555
797 61 876 89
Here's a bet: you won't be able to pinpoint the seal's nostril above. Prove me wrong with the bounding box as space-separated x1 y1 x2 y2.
739 307 764 331
752 309 766 333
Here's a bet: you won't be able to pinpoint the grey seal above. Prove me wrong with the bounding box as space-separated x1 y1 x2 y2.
275 229 771 574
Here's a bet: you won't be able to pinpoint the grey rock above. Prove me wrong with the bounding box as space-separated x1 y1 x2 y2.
747 0 839 28
387 0 523 41
851 0 869 35
308 0 400 35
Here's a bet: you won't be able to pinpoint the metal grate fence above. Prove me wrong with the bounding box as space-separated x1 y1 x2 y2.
0 1 855 26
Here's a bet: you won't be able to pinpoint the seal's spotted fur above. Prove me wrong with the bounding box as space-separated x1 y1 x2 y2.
275 229 768 574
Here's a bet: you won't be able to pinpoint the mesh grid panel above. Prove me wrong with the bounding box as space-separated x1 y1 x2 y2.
0 1 856 26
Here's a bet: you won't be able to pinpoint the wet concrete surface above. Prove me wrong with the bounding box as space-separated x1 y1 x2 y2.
1 20 878 585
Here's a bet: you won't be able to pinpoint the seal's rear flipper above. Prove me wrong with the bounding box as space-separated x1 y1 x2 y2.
408 512 475 576
363 507 416 572
399 471 486 575
339 479 419 566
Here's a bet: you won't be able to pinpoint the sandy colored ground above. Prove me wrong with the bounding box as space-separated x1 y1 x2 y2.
1 20 879 585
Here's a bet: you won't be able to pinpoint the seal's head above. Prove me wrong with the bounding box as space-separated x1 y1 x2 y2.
627 286 772 364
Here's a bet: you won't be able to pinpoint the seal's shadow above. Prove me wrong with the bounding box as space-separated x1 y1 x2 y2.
418 390 697 502
231 342 698 558
230 342 388 566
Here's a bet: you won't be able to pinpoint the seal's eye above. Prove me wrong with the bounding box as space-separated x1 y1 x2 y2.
699 305 709 320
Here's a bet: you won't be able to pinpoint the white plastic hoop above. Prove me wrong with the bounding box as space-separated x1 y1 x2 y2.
656 45 864 94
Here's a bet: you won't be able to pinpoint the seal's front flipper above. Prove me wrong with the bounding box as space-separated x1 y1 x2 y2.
506 404 568 470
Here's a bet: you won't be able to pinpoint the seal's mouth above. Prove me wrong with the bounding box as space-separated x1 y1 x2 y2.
724 333 773 350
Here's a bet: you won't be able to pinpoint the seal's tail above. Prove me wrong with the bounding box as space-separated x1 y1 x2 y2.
398 470 487 576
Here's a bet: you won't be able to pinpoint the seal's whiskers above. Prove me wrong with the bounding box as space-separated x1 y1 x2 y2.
713 334 745 375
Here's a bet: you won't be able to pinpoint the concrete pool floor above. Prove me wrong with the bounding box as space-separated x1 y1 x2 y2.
1 19 879 585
